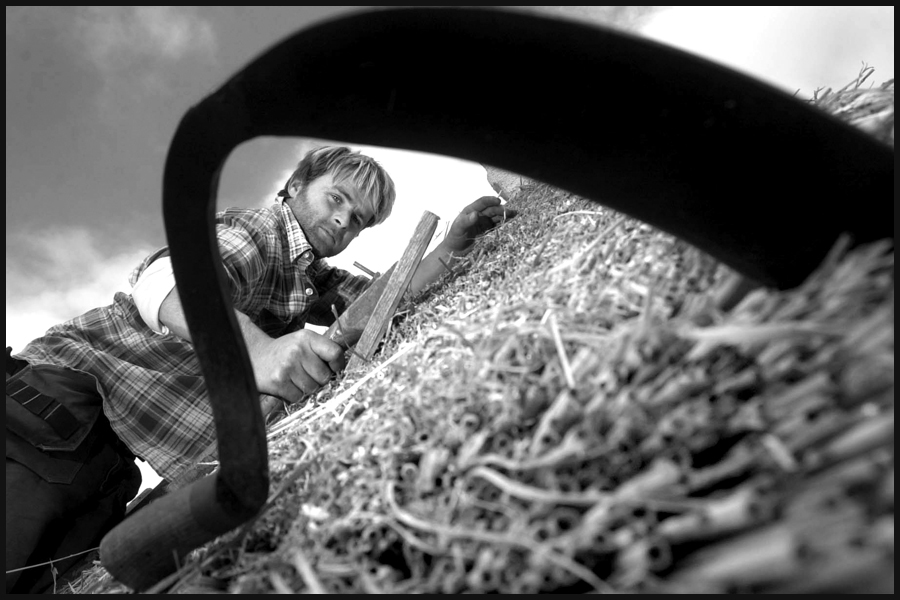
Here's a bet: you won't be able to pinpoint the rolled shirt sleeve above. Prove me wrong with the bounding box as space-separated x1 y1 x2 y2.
131 255 176 334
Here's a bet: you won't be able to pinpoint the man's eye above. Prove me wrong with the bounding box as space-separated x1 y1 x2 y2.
331 194 342 204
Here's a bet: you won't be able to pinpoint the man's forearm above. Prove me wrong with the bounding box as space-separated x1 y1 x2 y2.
406 196 511 295
158 288 269 350
408 241 465 296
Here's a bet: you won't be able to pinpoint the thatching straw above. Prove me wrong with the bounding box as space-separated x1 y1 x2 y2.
72 69 893 595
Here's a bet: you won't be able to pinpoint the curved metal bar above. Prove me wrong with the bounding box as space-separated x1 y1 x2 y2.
97 66 267 590
99 7 893 591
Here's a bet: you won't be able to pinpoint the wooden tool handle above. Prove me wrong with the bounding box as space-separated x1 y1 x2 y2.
347 211 438 370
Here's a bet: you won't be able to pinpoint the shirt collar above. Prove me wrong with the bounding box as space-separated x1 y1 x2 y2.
278 198 315 265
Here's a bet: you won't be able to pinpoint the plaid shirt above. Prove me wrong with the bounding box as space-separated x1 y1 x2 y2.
13 201 371 480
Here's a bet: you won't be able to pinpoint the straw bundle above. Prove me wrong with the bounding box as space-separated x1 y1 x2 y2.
65 70 892 595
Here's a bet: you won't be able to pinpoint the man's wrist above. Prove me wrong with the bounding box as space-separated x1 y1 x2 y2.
438 238 471 258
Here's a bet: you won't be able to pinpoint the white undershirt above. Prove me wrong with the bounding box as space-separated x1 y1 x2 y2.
131 256 176 334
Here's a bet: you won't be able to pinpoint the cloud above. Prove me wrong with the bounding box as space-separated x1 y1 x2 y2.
135 6 216 59
65 6 218 112
6 225 155 352
74 6 216 72
639 7 894 98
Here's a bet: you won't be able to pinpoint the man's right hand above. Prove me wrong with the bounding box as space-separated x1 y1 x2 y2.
247 328 346 403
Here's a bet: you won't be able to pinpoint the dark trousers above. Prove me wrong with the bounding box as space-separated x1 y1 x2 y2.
6 351 142 594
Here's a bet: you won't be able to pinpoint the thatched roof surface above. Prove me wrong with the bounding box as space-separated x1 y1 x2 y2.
64 68 893 595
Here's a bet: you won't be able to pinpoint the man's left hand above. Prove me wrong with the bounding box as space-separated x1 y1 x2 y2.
444 196 518 254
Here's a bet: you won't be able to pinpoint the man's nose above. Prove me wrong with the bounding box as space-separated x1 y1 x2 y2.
333 207 349 228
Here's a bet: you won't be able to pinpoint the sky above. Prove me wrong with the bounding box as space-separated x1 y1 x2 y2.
5 7 894 487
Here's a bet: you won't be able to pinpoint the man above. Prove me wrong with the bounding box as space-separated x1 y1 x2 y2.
6 145 515 592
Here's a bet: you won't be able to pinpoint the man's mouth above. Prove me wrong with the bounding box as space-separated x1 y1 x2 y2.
320 227 336 246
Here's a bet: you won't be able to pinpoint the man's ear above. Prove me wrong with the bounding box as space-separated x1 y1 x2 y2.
286 176 303 199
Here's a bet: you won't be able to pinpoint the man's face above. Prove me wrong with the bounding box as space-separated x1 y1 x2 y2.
288 172 375 258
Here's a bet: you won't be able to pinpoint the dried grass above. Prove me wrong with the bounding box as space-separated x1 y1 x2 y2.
810 64 894 146
65 71 893 594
